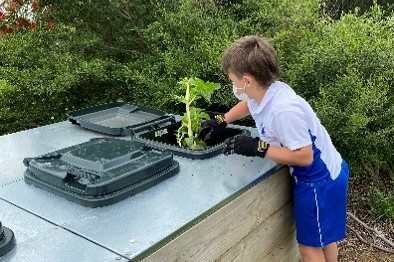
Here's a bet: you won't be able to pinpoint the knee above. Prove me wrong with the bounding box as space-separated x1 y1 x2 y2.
299 245 312 258
299 244 325 262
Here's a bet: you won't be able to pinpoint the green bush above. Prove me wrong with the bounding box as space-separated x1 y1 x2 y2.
321 0 394 19
314 69 393 176
370 189 394 221
119 0 244 112
302 6 394 178
286 5 394 100
44 0 156 62
0 27 128 134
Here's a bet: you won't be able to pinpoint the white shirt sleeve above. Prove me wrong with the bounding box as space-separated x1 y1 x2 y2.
271 109 312 151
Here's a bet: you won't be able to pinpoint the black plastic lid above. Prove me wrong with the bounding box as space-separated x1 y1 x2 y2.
68 102 175 136
24 138 179 207
0 222 16 257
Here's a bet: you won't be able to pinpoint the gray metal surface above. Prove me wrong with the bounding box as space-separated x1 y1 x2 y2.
0 123 104 186
0 200 128 262
0 121 279 261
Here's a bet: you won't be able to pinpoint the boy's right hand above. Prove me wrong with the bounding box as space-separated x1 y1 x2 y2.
198 114 227 142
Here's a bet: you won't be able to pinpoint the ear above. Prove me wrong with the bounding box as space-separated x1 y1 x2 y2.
243 74 255 86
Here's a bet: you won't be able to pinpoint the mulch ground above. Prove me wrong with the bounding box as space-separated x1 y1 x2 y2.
338 173 394 261
339 217 394 261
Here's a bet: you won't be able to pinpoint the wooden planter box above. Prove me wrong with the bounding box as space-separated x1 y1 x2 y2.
139 166 301 262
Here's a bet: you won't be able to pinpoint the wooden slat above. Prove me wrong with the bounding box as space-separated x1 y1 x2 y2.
263 229 301 262
217 202 298 261
141 166 297 262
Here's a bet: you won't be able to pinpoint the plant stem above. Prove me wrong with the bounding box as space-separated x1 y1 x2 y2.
185 81 193 139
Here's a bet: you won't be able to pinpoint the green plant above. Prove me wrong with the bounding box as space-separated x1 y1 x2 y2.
175 77 220 150
370 189 394 221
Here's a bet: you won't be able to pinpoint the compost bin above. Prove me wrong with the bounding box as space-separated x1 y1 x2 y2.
23 102 249 207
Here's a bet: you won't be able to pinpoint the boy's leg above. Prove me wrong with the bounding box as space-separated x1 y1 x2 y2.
298 244 325 262
322 242 338 262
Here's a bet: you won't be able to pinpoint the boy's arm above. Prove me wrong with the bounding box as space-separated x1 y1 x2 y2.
265 145 313 167
223 101 250 124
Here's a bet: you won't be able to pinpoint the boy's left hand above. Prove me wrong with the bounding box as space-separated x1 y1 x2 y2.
224 136 270 158
197 114 227 142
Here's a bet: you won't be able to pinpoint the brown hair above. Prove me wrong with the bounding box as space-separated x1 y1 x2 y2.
221 35 280 87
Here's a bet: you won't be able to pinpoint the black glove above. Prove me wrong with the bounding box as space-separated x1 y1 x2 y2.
198 114 227 142
224 136 270 158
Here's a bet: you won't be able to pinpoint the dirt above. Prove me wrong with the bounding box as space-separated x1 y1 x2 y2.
339 219 394 261
338 174 394 261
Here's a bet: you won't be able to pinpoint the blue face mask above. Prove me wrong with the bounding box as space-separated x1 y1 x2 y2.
232 83 250 101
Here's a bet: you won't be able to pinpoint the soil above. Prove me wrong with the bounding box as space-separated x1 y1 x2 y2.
339 219 394 261
338 174 394 261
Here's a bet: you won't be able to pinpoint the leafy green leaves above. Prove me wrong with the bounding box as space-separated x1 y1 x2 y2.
175 77 220 150
176 77 221 105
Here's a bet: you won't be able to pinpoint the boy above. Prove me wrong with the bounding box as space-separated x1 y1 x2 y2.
198 35 349 262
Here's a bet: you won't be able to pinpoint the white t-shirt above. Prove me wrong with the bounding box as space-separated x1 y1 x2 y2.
247 81 342 181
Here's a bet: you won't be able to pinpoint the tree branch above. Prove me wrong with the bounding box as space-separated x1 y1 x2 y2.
347 225 394 254
347 211 394 254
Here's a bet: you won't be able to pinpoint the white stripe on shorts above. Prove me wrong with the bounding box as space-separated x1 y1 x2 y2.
313 188 323 246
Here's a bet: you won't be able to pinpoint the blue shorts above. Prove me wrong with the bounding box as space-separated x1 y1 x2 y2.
293 161 349 247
